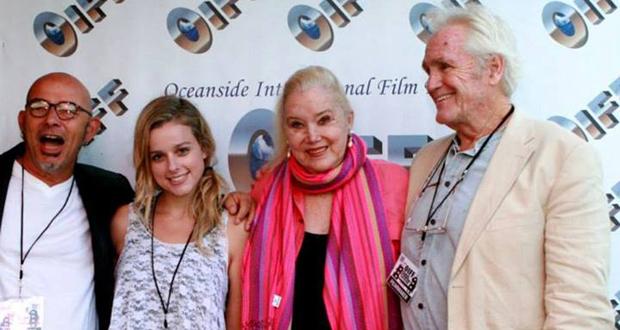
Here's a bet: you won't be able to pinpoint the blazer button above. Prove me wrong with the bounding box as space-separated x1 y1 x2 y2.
418 303 424 309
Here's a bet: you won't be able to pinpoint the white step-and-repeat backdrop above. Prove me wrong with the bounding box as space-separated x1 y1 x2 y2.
1 0 618 324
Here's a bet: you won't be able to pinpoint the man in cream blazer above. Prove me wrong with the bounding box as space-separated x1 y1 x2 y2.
396 5 613 330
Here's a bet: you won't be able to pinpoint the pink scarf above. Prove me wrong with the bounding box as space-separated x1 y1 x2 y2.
242 135 401 330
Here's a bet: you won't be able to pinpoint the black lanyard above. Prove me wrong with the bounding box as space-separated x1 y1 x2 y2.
150 197 194 329
19 165 75 297
420 106 514 241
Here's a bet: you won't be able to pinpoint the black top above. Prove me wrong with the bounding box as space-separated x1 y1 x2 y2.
292 232 331 330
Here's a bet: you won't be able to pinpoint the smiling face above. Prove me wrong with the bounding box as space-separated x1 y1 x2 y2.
18 73 99 185
148 121 207 198
283 86 353 173
422 23 493 130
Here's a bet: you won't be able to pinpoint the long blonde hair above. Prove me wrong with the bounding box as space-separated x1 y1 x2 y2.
133 95 226 252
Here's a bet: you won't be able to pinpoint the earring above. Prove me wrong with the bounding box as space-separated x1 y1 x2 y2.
347 131 353 148
285 141 291 158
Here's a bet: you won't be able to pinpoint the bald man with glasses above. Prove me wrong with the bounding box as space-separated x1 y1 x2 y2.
0 72 134 329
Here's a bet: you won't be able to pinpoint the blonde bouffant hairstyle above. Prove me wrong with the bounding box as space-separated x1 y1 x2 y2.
133 95 226 252
269 65 353 169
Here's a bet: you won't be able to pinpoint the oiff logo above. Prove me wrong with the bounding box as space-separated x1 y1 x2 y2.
33 0 124 57
288 0 364 51
167 0 243 54
542 0 617 48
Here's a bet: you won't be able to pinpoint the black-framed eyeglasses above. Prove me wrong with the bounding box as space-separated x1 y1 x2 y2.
25 99 92 120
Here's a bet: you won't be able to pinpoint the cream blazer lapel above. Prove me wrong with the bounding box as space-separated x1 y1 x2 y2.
450 112 536 279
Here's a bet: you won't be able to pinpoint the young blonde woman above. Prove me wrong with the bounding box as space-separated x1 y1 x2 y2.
109 96 246 329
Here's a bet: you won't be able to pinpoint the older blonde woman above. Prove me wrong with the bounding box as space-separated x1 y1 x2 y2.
240 66 407 329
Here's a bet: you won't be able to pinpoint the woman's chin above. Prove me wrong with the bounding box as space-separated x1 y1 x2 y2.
298 159 344 175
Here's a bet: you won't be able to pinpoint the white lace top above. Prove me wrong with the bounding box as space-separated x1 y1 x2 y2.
109 204 228 330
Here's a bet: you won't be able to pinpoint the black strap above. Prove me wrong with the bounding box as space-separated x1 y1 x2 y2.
19 164 75 297
421 106 514 240
150 197 194 329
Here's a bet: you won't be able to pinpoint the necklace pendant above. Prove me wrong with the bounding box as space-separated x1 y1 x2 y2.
164 318 168 328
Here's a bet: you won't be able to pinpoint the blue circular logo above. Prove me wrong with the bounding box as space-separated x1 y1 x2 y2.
542 2 588 48
228 109 275 191
419 13 431 33
33 12 77 56
177 18 199 42
552 12 575 36
249 133 274 179
44 22 65 45
167 8 212 54
288 5 333 51
298 15 320 40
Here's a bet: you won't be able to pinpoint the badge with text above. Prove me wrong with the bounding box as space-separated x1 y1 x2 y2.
0 296 44 330
387 254 418 303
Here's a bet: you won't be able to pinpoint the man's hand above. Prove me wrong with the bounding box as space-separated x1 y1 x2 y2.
223 192 255 231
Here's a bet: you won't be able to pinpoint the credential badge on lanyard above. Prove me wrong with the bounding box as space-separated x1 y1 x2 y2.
387 254 419 303
0 296 44 329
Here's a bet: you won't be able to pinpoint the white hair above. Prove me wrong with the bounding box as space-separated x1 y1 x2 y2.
428 5 520 96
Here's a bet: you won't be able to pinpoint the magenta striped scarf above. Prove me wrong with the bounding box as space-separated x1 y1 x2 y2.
242 135 401 330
